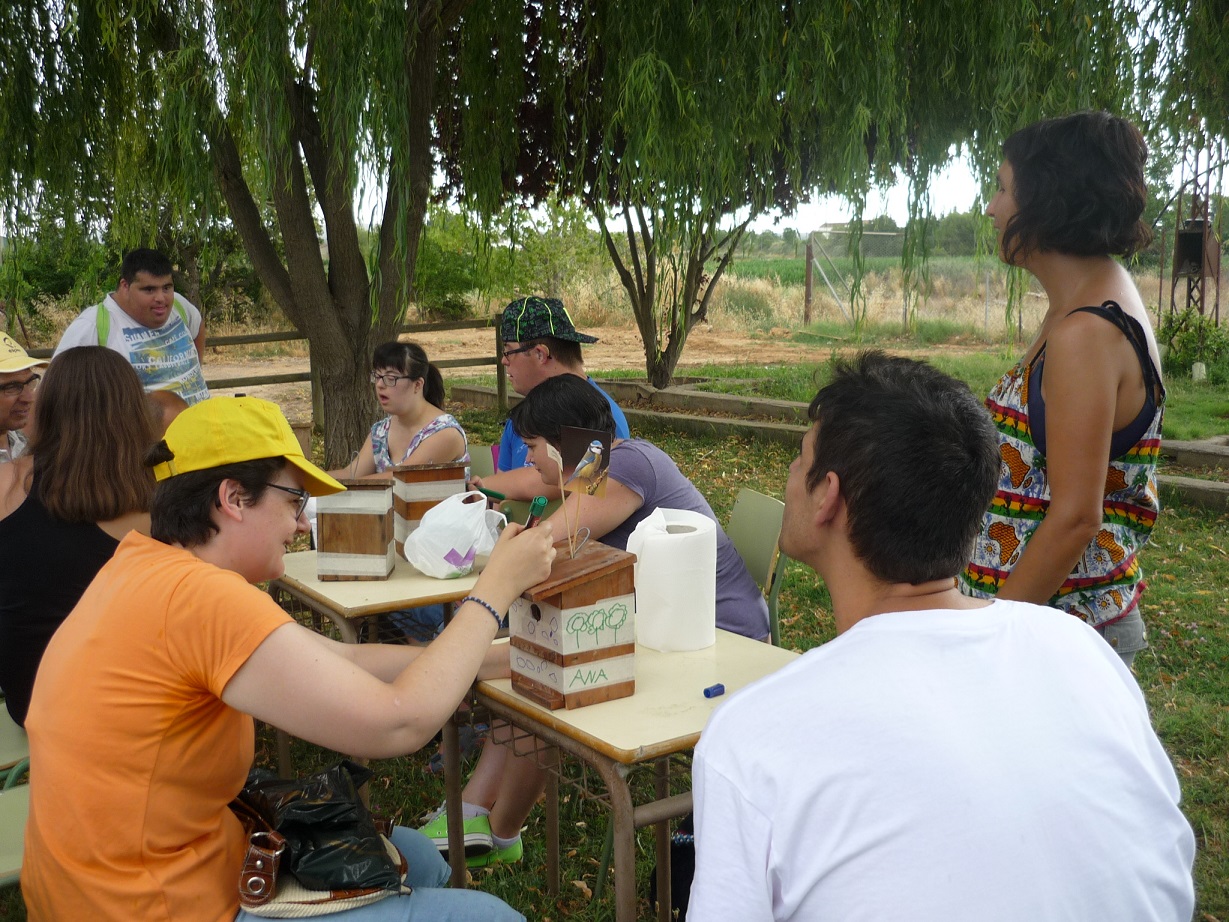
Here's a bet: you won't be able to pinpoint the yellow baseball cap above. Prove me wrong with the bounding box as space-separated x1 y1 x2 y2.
152 396 345 497
0 332 48 374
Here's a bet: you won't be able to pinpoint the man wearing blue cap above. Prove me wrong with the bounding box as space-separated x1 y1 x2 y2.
474 296 629 502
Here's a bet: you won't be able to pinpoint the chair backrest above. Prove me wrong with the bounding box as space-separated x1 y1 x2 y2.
502 496 563 527
0 758 29 888
0 708 28 774
726 488 789 646
468 444 496 480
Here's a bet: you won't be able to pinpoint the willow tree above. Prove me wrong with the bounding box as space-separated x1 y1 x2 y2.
0 0 468 464
1 0 1162 424
1150 0 1228 136
439 0 1149 387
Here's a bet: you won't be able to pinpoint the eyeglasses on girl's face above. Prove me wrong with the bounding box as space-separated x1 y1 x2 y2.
264 483 311 520
370 371 412 388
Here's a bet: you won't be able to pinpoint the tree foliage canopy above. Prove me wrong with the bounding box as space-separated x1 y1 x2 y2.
1 0 468 462
438 0 1152 381
0 0 1219 417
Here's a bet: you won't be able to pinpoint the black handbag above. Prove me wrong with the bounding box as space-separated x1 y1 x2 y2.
231 760 410 916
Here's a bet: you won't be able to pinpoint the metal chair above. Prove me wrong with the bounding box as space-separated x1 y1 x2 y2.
468 443 495 480
0 707 28 774
593 491 793 902
0 757 30 888
725 488 789 645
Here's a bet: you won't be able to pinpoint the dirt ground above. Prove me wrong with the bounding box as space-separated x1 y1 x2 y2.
200 323 820 421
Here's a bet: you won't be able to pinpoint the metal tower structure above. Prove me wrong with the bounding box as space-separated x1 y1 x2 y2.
1166 139 1224 324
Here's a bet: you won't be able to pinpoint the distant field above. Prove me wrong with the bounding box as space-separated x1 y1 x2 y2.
727 254 993 287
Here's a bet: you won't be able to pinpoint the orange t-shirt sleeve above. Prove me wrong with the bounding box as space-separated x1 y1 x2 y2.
163 567 293 697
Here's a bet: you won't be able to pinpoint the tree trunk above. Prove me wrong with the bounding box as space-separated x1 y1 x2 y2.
152 4 454 468
311 329 385 471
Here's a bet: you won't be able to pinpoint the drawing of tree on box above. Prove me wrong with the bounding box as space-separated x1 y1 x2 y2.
567 602 631 650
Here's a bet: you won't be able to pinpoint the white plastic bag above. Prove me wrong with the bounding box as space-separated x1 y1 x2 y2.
401 491 504 578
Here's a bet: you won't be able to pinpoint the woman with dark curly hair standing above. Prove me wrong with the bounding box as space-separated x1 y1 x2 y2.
960 111 1165 667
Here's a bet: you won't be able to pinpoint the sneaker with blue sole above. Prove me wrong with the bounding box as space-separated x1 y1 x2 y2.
419 807 493 859
467 836 523 868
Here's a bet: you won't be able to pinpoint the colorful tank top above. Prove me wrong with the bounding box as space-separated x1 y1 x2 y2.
370 413 469 473
960 303 1164 627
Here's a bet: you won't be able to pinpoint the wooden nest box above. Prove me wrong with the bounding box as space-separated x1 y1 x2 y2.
509 541 637 710
391 461 468 556
314 480 395 581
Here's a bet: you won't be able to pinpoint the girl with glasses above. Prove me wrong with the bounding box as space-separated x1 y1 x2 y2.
328 341 470 480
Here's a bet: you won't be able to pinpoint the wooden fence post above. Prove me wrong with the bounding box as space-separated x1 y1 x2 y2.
804 240 813 325
495 311 507 413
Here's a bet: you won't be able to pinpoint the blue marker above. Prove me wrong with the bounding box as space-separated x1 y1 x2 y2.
703 683 725 699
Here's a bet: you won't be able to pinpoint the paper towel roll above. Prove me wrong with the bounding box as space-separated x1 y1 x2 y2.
626 507 717 652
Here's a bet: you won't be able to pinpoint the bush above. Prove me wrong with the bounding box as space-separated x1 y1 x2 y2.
414 232 478 320
1158 308 1229 385
715 282 775 327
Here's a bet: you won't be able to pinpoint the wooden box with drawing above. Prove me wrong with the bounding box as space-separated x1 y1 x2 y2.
508 541 637 710
314 480 395 581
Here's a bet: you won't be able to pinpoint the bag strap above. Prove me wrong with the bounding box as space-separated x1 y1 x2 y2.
96 296 191 345
95 304 110 344
238 830 286 909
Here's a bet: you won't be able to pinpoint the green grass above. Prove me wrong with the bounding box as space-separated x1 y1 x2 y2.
727 256 810 285
3 400 1226 920
676 350 1013 405
1160 379 1229 441
535 347 1227 445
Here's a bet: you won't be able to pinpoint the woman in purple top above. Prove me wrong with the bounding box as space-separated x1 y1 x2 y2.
417 373 769 867
513 375 769 639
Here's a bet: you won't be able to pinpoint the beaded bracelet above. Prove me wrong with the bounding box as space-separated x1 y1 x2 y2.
458 595 503 627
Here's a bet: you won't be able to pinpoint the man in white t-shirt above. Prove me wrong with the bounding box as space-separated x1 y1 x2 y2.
688 352 1195 922
54 248 209 405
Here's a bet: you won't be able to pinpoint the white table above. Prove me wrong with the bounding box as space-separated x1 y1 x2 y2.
271 550 479 643
472 630 798 921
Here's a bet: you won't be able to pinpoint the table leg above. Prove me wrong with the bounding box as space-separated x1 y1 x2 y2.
275 729 293 779
545 755 560 895
475 694 697 922
443 714 467 887
591 759 636 922
654 759 672 922
266 585 359 779
267 584 360 643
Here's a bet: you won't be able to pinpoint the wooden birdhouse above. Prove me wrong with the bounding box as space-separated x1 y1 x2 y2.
391 461 468 556
509 541 637 710
315 480 395 581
